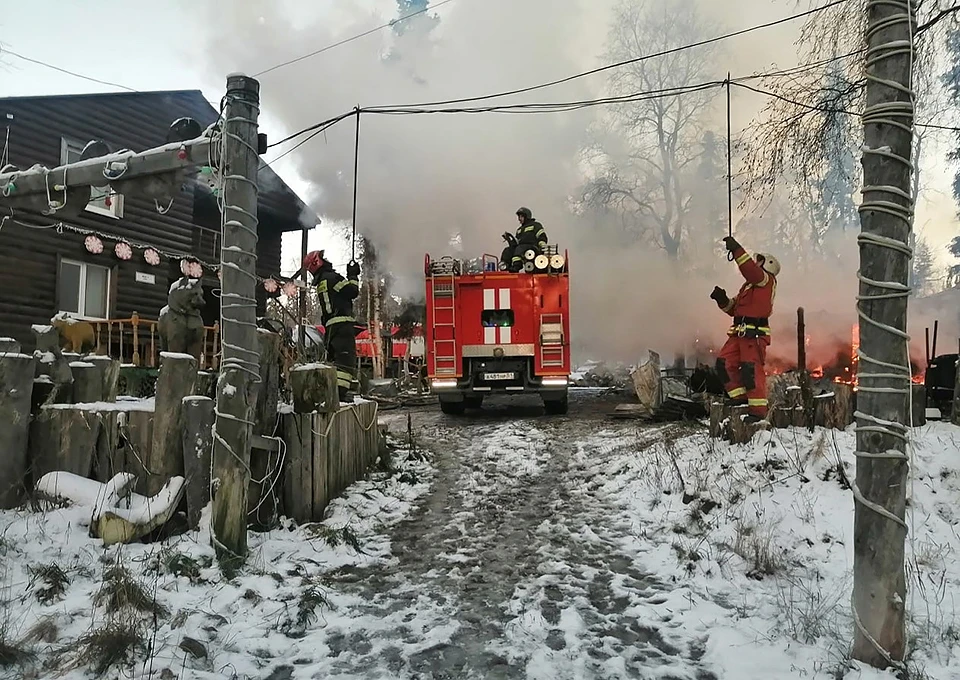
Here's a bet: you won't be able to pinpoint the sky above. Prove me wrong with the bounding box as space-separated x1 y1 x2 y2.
1 0 958 358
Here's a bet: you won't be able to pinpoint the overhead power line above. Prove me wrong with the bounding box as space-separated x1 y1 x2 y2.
731 81 960 132
253 0 461 78
370 0 853 110
0 46 138 92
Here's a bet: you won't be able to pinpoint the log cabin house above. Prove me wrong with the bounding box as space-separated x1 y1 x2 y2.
0 89 313 369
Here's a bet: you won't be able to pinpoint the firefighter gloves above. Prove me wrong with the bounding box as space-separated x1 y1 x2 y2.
347 261 361 279
722 236 741 252
710 286 729 308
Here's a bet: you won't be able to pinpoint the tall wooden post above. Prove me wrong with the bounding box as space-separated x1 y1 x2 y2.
797 307 814 431
211 74 262 570
299 225 310 354
851 0 915 668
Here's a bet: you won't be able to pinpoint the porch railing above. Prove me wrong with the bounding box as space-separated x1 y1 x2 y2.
90 313 220 371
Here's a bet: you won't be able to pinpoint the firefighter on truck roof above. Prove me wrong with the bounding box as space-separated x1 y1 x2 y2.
501 206 548 272
709 236 781 424
303 250 361 402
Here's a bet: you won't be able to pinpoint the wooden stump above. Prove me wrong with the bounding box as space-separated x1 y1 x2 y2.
87 356 120 402
249 331 282 530
0 338 22 353
117 409 155 480
0 354 36 508
289 364 339 414
709 398 726 439
181 396 214 530
910 384 926 427
29 406 102 481
146 353 197 496
70 361 103 404
728 405 766 444
814 383 856 429
196 370 216 398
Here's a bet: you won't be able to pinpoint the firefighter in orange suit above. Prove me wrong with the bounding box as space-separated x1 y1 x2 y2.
709 236 781 423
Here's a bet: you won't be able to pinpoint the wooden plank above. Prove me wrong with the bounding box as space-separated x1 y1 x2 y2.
313 412 330 520
0 354 35 508
281 413 309 523
86 356 120 402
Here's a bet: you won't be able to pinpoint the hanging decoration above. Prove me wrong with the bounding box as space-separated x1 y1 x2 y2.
84 235 103 254
282 281 298 298
144 248 161 266
114 241 133 261
263 278 279 294
180 258 203 279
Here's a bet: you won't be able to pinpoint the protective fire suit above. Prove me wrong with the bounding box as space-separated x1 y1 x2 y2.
508 217 548 271
713 246 777 418
315 262 360 401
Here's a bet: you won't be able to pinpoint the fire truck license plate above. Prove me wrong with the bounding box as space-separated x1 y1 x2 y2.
484 372 514 381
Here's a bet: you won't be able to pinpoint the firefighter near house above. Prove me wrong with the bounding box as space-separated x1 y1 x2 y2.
425 242 571 415
303 249 361 402
709 236 781 424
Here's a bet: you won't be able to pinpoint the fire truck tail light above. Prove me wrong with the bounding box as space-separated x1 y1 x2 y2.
542 376 568 387
431 379 458 390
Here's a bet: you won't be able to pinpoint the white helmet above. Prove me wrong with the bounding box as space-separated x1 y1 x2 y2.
757 253 781 277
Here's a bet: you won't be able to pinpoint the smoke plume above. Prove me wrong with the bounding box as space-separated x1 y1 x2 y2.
186 0 951 365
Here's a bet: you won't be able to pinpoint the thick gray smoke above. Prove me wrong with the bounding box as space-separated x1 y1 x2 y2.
186 0 950 366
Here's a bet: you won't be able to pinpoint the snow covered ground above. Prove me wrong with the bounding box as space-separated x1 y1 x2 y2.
0 444 433 680
570 421 960 680
2 397 959 679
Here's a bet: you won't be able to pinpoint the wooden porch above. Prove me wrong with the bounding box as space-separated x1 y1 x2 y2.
90 313 221 371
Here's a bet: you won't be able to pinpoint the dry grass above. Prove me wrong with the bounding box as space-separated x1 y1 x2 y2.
94 566 168 618
732 521 785 580
64 622 145 676
305 524 364 553
27 563 70 605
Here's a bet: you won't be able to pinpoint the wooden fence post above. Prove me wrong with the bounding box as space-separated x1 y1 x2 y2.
181 396 215 530
249 331 282 530
0 354 35 508
146 352 197 495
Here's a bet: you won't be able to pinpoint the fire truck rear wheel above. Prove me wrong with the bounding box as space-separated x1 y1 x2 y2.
440 400 466 416
543 397 569 415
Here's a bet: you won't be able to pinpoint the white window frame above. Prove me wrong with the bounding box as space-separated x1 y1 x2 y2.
59 258 111 321
59 138 124 218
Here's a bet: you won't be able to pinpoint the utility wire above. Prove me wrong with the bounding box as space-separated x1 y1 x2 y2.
253 0 461 78
0 46 138 92
732 81 960 131
269 51 862 155
368 0 852 110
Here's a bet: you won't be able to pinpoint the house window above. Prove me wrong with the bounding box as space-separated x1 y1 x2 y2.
60 138 123 218
59 259 110 320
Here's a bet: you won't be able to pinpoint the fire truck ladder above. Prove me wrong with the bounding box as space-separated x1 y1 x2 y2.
430 274 458 376
539 313 565 368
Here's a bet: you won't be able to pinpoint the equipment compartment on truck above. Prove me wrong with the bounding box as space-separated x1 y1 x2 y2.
424 250 571 415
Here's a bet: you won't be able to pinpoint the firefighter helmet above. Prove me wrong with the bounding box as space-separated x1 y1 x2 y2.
757 253 781 277
303 250 325 274
516 206 533 220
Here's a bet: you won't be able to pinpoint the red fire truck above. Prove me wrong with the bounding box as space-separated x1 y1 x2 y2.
424 250 571 415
